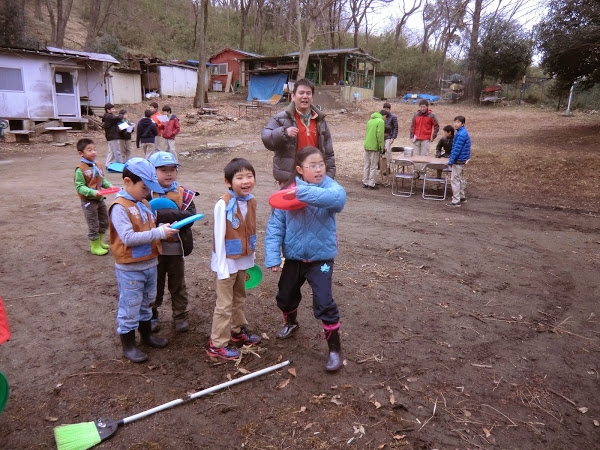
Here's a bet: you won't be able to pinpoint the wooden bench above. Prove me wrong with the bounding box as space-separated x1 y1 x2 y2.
45 126 72 143
238 102 272 118
8 130 33 144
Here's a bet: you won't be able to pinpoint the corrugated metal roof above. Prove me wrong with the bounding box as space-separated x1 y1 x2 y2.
209 48 263 60
46 46 119 63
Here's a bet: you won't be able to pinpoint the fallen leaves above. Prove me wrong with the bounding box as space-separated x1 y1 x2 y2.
276 378 290 389
331 395 343 406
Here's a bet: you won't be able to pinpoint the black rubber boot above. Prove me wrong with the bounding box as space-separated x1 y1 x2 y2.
120 331 148 363
325 328 343 372
276 309 299 339
151 308 160 333
138 320 168 348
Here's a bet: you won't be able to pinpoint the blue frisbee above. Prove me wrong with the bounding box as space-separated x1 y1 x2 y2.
171 214 204 230
149 197 178 212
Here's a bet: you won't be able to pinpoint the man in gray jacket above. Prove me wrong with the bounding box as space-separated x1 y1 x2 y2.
261 78 336 183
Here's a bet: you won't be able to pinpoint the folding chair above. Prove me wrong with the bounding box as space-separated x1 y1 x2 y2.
422 162 449 200
391 157 415 197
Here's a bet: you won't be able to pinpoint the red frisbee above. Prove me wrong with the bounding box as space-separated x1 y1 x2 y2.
268 187 307 211
97 186 120 196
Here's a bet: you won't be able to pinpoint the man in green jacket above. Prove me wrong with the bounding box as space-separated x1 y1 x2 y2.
362 111 385 190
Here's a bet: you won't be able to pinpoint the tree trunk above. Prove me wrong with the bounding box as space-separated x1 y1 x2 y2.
464 0 482 100
239 0 251 50
296 0 336 80
194 0 209 109
35 0 44 20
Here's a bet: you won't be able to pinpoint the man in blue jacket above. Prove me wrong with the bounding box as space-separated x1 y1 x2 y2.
447 115 471 207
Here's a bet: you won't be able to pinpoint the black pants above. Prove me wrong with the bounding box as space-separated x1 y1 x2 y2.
154 255 188 321
276 259 339 324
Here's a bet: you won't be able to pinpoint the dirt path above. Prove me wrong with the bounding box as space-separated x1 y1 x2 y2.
0 99 599 449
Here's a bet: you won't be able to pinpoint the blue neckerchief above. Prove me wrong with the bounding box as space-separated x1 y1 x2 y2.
225 189 253 224
116 191 154 224
163 181 179 192
80 157 101 178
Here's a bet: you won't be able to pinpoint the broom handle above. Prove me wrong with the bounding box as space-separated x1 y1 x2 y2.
121 360 291 425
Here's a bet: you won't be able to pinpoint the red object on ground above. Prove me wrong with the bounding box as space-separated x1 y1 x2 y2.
97 186 120 196
0 296 10 345
484 84 502 93
268 186 307 210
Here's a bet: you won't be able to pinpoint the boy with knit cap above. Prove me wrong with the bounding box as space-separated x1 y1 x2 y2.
109 158 179 363
74 138 114 255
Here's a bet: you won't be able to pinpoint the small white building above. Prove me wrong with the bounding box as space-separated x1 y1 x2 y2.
374 72 398 100
139 58 210 98
106 68 142 105
0 46 119 128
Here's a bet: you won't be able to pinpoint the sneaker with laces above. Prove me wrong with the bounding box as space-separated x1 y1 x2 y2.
230 327 261 345
206 341 240 360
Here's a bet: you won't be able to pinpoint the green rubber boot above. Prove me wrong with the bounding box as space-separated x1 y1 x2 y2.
98 232 110 250
90 238 108 256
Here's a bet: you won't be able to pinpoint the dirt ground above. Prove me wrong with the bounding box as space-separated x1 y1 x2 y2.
1 93 599 450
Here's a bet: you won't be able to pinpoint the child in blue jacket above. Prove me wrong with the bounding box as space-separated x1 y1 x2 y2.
265 146 347 372
447 115 471 206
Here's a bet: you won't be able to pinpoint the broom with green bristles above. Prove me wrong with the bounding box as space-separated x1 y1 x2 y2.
54 360 291 450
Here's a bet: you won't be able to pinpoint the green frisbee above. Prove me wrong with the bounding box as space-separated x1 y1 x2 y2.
0 371 8 414
245 264 263 290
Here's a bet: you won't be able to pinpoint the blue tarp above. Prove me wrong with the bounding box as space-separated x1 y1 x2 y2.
403 93 440 103
247 73 288 102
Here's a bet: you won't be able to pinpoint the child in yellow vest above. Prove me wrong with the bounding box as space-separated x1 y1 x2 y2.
74 138 113 256
148 152 199 333
207 158 261 360
108 158 179 363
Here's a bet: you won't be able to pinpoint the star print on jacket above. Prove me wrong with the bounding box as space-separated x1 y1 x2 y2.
320 263 330 273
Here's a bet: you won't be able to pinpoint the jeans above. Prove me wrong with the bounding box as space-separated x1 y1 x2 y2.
115 267 157 334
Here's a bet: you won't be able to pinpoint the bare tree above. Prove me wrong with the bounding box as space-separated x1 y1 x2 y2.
83 0 115 51
434 0 468 79
45 0 74 47
239 0 253 49
420 1 441 53
464 0 482 99
193 0 209 109
35 0 44 20
295 0 337 79
395 0 421 47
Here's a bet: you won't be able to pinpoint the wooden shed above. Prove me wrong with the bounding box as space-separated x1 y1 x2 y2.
209 48 262 92
374 72 398 100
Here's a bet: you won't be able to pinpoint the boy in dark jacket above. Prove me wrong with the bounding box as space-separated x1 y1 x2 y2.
148 152 199 332
435 125 454 158
102 103 123 167
118 109 135 162
136 110 158 158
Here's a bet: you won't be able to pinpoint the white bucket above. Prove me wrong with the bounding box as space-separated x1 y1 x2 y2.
404 147 414 157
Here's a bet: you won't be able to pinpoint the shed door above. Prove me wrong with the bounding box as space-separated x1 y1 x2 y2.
54 70 79 117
